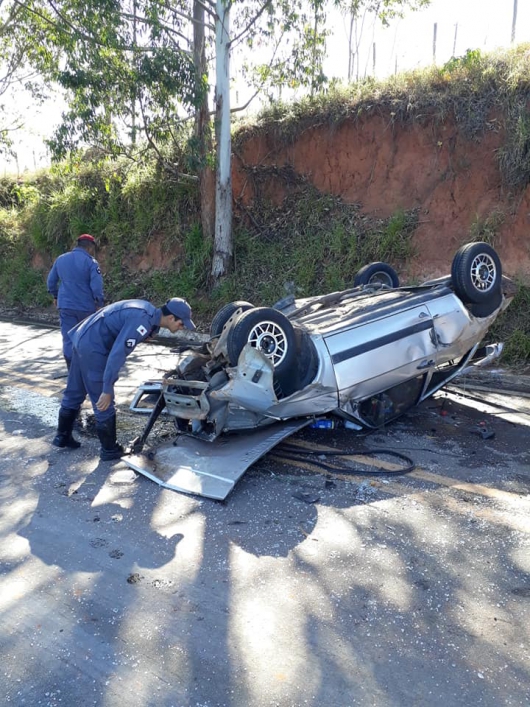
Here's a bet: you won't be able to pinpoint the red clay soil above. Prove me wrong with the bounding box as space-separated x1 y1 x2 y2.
232 114 530 281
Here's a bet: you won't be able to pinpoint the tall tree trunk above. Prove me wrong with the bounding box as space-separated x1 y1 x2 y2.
193 0 215 242
131 0 137 144
211 0 232 282
511 0 518 43
347 13 354 81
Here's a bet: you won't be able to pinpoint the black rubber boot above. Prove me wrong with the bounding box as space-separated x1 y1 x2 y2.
52 408 81 449
96 415 124 461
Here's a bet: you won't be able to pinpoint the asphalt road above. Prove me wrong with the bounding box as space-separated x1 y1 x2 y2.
0 320 529 707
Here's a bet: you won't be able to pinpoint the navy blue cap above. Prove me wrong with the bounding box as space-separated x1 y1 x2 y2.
165 298 195 330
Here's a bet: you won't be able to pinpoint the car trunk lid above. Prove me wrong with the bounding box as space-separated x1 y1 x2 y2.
122 418 311 500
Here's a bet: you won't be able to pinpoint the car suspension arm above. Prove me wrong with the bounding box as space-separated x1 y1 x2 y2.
127 392 166 455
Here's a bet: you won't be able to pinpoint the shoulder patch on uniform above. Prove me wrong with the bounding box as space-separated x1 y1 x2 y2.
136 325 148 336
126 338 137 349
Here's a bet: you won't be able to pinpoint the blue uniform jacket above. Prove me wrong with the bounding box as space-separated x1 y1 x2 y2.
69 300 161 393
47 247 104 311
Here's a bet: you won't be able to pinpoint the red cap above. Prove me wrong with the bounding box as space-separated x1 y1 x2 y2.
78 234 96 243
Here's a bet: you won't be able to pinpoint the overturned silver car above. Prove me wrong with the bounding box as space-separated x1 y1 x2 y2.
126 241 515 498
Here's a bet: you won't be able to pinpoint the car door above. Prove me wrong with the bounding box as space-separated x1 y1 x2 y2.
323 303 438 402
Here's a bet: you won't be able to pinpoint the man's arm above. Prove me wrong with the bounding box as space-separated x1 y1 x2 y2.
46 261 59 301
101 315 153 395
89 259 105 308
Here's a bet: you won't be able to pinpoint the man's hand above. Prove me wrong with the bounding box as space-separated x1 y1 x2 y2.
96 392 112 411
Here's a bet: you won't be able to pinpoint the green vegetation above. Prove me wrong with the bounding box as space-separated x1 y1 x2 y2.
21 159 199 257
0 205 51 307
1 43 530 365
213 187 417 306
0 161 416 317
468 210 506 247
489 283 530 367
0 157 203 307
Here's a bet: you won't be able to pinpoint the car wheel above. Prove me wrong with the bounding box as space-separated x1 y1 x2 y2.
226 307 296 375
451 242 502 304
354 262 400 288
210 301 254 337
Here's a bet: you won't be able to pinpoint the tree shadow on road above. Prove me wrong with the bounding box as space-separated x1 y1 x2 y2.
3 388 530 706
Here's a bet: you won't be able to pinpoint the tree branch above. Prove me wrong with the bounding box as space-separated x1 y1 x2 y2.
230 28 286 111
151 0 216 29
119 10 193 48
230 0 274 47
12 0 192 55
136 93 197 180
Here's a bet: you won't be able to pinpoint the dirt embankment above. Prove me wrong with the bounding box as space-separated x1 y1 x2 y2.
232 114 530 280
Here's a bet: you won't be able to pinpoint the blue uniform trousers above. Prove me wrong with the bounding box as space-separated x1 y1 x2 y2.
61 347 115 423
59 309 93 363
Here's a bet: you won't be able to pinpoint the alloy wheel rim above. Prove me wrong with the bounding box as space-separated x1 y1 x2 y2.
248 321 288 366
470 254 496 291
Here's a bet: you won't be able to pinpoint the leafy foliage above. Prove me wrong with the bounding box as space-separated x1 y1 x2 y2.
20 156 199 254
0 207 49 306
13 0 435 164
0 2 52 155
20 0 199 160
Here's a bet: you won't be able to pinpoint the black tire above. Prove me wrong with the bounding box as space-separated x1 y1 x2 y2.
226 307 296 376
466 289 503 318
210 301 254 337
451 242 502 304
450 247 465 284
354 262 400 288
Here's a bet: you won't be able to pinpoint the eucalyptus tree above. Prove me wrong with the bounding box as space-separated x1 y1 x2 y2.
11 0 322 279
197 0 335 278
13 0 430 281
0 1 50 156
13 0 197 160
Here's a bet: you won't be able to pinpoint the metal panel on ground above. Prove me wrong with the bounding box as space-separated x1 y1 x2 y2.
122 418 311 500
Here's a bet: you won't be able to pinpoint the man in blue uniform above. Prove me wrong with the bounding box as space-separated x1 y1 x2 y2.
52 297 195 460
47 234 105 369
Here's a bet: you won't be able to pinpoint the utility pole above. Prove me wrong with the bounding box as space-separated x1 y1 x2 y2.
433 23 437 64
511 0 518 43
453 23 458 57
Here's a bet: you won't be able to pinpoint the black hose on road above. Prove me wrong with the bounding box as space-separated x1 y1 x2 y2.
273 443 415 476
